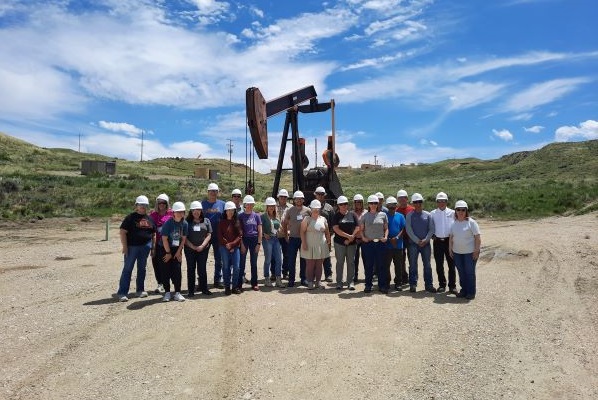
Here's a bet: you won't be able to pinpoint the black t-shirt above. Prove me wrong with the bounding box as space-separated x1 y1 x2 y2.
120 212 156 246
331 211 359 245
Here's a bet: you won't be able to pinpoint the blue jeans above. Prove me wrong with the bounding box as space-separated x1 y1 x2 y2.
278 237 289 276
240 236 260 286
219 246 240 288
210 234 223 283
117 243 151 296
408 242 433 288
263 236 282 277
362 241 387 290
453 252 477 297
287 237 306 284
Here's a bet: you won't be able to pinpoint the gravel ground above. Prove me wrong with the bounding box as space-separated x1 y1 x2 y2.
1 213 597 400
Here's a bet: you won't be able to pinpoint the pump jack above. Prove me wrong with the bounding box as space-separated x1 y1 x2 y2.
246 85 343 203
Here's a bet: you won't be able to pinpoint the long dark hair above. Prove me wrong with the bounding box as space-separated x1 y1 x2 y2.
186 209 204 223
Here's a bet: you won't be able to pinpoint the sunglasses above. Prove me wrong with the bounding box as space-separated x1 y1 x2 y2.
413 201 423 204
456 208 467 212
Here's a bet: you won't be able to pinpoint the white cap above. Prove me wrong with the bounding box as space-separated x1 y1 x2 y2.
135 195 149 205
172 201 186 212
397 189 408 198
243 195 255 204
367 195 379 203
386 196 398 205
277 188 289 197
207 182 219 191
353 194 364 202
265 197 277 206
436 191 448 201
337 195 349 204
156 193 169 203
455 200 468 209
375 192 384 199
309 199 322 209
190 201 202 210
231 188 242 196
293 190 304 199
315 186 326 194
411 193 424 202
224 201 237 211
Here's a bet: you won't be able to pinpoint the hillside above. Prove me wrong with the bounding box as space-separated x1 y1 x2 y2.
0 132 597 219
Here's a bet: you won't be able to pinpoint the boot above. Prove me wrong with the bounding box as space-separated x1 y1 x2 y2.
276 276 284 288
264 278 273 287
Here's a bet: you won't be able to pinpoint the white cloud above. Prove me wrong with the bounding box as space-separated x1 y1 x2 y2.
502 78 591 113
419 138 438 146
555 120 598 142
524 125 544 133
98 121 145 137
493 129 514 141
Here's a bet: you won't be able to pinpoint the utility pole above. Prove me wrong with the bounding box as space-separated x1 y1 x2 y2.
78 133 81 152
226 139 233 177
314 138 318 167
374 154 378 166
140 131 144 162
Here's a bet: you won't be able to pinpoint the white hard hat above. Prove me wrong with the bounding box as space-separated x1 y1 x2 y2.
411 193 424 202
353 194 364 202
243 195 255 204
231 188 242 196
386 196 398 205
135 195 149 205
367 195 379 203
397 189 408 198
207 182 219 191
293 190 304 199
309 199 322 209
277 188 289 197
337 195 349 204
436 192 448 201
265 197 277 206
156 193 169 203
315 186 326 194
375 192 384 199
172 201 186 212
224 201 237 211
455 200 468 209
190 201 202 210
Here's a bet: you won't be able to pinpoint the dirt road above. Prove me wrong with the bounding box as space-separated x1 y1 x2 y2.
1 214 597 399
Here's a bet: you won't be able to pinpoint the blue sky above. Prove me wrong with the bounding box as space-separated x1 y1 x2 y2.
0 0 597 172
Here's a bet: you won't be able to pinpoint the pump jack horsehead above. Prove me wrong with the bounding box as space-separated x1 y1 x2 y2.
245 85 343 204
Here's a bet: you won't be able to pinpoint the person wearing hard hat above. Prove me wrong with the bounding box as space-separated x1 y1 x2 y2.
275 188 292 280
314 186 335 282
202 183 226 289
218 201 243 295
281 191 310 287
300 199 331 289
159 201 189 302
430 191 456 293
149 193 172 294
184 201 213 297
117 195 156 302
449 200 481 300
332 195 360 290
395 189 413 286
405 193 436 293
360 195 389 293
261 197 284 288
375 192 388 213
239 195 263 291
384 196 407 291
231 188 244 213
352 194 366 284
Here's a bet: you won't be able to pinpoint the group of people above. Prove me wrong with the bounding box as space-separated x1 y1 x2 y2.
116 183 481 302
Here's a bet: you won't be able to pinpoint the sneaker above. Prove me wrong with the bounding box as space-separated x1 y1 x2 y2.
425 286 437 293
201 290 213 295
437 286 446 293
163 292 171 302
252 285 260 291
232 288 241 294
275 277 284 288
316 282 325 289
364 287 372 293
137 291 148 298
300 280 308 287
264 279 273 287
394 284 402 291
155 284 165 294
325 275 333 282
409 285 416 293
336 285 343 290
348 283 355 291
307 281 314 290
449 287 458 294
119 295 128 302
174 292 185 302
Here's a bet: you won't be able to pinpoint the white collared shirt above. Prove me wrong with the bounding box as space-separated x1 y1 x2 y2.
430 207 454 238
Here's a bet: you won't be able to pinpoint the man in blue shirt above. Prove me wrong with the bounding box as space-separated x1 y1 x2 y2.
384 196 406 291
405 193 436 293
202 182 226 289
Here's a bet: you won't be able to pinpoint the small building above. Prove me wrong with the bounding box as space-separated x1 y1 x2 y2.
81 160 116 175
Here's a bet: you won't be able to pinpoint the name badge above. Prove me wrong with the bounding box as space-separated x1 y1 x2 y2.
193 225 202 231
172 239 180 246
157 227 162 233
296 215 303 221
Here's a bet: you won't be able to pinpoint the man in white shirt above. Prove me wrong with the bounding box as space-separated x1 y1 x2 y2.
430 192 456 293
